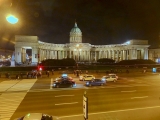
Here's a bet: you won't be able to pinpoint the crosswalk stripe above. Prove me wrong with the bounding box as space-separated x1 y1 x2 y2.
0 79 37 120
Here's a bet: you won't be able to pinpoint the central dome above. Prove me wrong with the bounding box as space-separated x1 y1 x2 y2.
70 23 81 33
70 22 82 43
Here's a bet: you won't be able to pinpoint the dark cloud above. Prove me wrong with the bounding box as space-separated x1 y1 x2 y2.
0 0 160 50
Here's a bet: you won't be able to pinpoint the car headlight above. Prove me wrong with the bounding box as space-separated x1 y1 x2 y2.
86 82 89 85
53 84 56 87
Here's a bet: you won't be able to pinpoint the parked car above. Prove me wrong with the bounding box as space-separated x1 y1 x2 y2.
14 113 60 120
86 79 106 86
79 75 95 81
53 79 76 88
101 75 117 82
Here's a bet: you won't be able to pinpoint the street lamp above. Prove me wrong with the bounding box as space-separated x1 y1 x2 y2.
6 0 21 24
6 14 19 24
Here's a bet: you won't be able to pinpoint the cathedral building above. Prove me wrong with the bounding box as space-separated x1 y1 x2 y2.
15 22 150 64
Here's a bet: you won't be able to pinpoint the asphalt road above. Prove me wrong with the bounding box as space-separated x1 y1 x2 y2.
1 72 160 120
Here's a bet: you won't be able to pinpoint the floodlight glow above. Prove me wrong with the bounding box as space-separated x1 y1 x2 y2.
126 41 130 44
6 14 19 24
76 44 79 47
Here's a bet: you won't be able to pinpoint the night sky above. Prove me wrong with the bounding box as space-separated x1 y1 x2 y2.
0 0 160 50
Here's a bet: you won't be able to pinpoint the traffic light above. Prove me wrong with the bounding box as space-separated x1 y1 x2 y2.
39 67 42 71
38 66 43 71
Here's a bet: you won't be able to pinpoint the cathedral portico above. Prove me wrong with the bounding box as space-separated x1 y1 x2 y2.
14 23 150 65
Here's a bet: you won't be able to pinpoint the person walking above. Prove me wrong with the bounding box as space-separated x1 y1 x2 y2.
52 69 54 75
16 74 19 80
47 71 50 77
20 73 23 79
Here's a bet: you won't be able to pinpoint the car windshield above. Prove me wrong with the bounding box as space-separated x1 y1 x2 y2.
42 114 53 120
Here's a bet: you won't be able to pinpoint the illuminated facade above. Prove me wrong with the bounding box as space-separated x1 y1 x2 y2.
15 22 150 64
149 48 160 63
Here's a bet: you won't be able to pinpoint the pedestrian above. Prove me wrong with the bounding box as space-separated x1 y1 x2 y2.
76 70 79 77
47 71 50 77
39 71 42 78
5 73 8 78
20 73 23 79
8 73 10 79
16 74 19 80
126 69 129 73
26 72 29 79
52 69 54 75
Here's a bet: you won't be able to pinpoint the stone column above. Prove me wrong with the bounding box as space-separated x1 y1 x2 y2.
22 48 26 63
108 50 110 58
99 51 101 59
15 47 22 63
41 50 43 60
112 50 115 60
105 51 107 58
88 51 90 61
144 48 148 59
54 51 57 59
128 49 131 60
123 50 126 60
32 47 38 64
117 50 119 62
57 50 61 60
126 50 128 60
120 50 123 61
61 51 63 59
95 51 97 61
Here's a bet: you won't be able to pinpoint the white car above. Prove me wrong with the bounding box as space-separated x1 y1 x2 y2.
14 113 60 120
108 74 118 79
102 75 117 82
79 75 95 81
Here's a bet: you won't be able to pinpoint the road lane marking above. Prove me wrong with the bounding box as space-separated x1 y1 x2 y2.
55 102 78 105
55 95 74 97
59 105 160 118
131 96 148 99
121 90 136 92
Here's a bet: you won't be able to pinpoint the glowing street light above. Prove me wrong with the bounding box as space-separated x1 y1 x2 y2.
6 14 19 24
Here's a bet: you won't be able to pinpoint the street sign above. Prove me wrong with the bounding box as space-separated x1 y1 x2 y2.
83 92 88 119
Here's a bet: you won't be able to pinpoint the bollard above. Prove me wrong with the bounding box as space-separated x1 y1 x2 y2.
50 78 53 89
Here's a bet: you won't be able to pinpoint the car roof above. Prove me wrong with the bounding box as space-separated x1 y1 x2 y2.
22 113 60 120
102 76 109 77
94 79 101 80
109 74 116 75
23 113 42 119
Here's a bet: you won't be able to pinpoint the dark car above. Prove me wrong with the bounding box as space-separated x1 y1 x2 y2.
85 79 106 87
14 113 60 120
53 80 76 88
